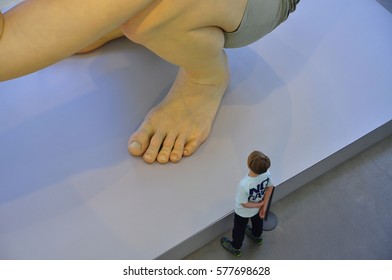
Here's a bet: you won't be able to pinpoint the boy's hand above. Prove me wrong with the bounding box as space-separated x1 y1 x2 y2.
259 206 266 219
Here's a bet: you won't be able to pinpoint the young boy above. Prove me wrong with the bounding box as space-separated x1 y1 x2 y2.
0 1 299 164
221 151 274 257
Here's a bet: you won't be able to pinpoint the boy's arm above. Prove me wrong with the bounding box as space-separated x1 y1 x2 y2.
241 200 264 209
259 186 274 219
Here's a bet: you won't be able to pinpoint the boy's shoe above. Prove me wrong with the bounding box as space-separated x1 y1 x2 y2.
220 237 242 257
246 225 263 245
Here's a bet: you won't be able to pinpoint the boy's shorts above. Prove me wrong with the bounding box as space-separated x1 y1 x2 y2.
224 0 299 48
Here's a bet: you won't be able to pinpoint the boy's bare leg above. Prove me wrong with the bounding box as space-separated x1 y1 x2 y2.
122 0 247 163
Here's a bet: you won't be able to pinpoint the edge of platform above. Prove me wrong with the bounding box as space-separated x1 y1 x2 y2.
156 120 392 260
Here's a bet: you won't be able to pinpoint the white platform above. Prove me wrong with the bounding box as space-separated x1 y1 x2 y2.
0 0 391 259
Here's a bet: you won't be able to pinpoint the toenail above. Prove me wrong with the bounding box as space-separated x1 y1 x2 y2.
129 141 142 151
144 153 154 162
145 153 152 159
158 154 167 161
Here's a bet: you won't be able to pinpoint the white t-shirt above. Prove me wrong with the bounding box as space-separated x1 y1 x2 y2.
234 171 274 218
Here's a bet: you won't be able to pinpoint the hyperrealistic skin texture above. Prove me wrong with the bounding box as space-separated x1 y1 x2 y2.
0 0 249 164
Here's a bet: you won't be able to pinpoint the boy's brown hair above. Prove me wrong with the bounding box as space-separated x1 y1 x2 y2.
247 151 271 174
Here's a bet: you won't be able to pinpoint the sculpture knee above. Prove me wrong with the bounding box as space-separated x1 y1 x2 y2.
121 19 158 45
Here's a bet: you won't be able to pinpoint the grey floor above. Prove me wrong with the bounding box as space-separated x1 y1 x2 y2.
184 135 392 260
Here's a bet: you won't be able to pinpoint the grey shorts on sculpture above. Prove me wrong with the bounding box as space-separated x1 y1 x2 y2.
224 0 300 48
